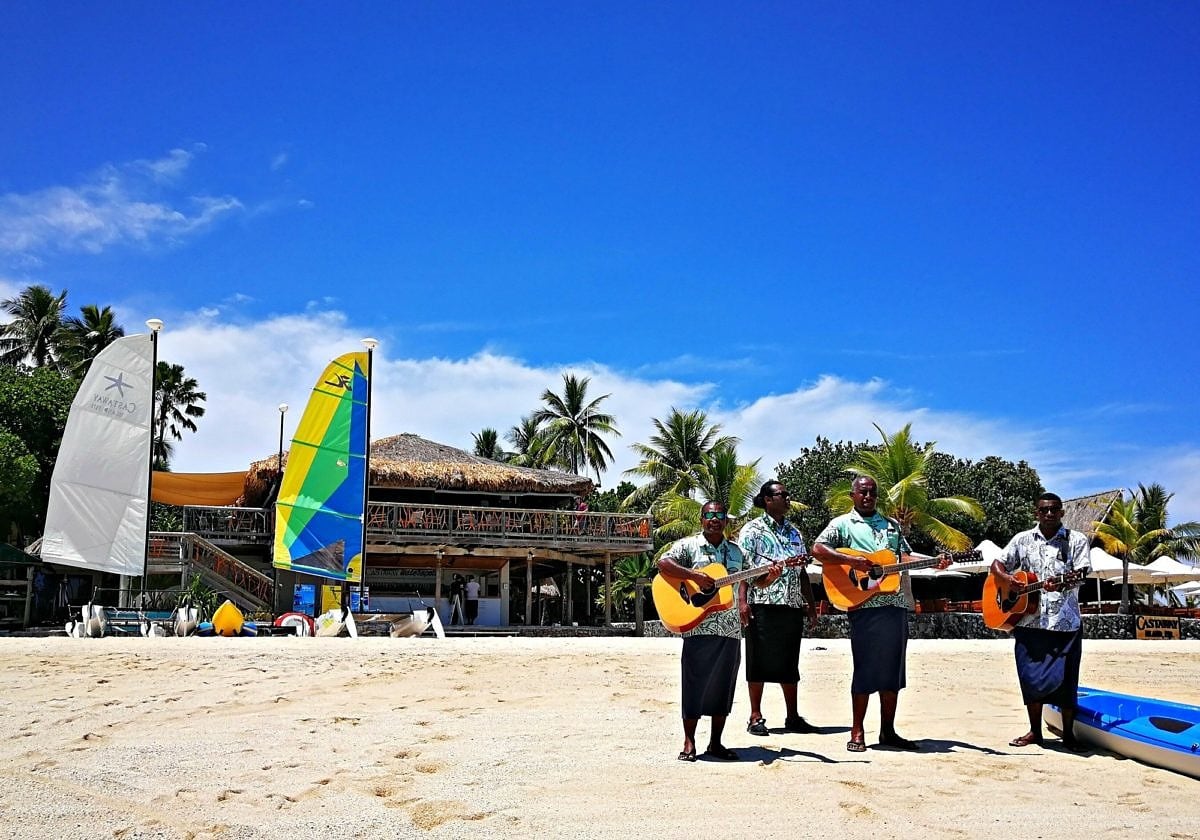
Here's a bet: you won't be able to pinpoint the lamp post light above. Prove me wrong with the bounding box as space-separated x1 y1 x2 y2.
277 403 289 472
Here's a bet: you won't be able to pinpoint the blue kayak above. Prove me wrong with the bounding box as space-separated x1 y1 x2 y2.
1046 686 1200 779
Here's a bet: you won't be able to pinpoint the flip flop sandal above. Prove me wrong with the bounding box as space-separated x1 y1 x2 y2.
677 749 697 762
846 738 867 753
1008 734 1043 747
746 717 769 736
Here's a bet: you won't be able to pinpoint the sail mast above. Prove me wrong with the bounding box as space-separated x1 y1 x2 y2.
354 337 378 612
141 319 164 600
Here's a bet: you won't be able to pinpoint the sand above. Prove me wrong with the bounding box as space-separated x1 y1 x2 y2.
0 636 1197 839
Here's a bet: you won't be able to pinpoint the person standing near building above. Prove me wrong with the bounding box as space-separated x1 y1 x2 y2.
992 492 1091 751
656 500 745 762
737 480 818 737
812 475 948 752
465 574 481 625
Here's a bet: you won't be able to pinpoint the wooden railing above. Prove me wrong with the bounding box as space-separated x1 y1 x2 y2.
148 532 272 612
183 506 272 543
364 502 653 551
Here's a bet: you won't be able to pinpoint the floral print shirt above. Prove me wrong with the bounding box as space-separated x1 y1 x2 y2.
1000 526 1091 632
659 533 745 639
815 510 913 610
737 513 809 608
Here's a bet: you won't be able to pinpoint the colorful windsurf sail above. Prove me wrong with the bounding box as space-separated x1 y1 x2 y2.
273 352 369 582
41 333 156 576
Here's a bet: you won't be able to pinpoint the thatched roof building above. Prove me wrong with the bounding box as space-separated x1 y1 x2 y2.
1061 489 1123 535
245 433 593 504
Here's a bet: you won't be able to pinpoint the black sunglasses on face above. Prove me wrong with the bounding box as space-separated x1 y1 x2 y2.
764 491 789 499
1036 506 1062 514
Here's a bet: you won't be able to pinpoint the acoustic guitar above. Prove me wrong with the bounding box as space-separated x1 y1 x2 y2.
981 567 1090 631
652 555 808 634
822 547 982 611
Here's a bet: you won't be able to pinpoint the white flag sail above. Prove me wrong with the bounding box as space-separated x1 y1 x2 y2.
41 334 155 576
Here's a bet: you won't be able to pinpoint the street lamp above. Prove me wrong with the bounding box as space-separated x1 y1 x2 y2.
277 403 289 472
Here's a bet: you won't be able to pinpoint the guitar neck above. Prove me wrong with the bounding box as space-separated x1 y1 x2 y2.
874 555 942 575
1016 570 1086 596
712 558 805 588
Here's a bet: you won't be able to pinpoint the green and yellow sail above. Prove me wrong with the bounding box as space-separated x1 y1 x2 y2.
273 352 369 582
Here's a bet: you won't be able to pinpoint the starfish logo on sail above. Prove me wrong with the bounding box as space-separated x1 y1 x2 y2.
104 373 133 398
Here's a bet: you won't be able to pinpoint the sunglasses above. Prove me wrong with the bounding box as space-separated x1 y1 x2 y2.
701 511 728 521
1036 506 1062 514
764 491 789 499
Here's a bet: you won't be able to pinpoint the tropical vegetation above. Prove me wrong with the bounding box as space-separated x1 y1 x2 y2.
152 362 207 471
530 373 619 482
620 408 737 512
825 423 983 551
1092 483 1200 613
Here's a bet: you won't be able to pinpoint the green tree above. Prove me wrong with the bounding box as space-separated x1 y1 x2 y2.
776 436 871 543
652 442 764 552
588 481 638 513
58 304 126 378
471 427 506 460
923 453 1043 549
0 366 77 538
531 373 619 481
1093 483 1200 613
0 284 68 368
597 553 656 620
504 414 553 467
826 423 983 551
153 361 207 470
621 408 737 512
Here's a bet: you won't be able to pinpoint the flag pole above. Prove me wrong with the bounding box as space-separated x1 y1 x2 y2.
141 318 164 604
355 337 378 613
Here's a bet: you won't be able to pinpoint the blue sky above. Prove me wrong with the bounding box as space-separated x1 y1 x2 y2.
2 3 1198 523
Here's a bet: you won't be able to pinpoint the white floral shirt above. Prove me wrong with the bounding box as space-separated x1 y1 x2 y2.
1000 526 1091 632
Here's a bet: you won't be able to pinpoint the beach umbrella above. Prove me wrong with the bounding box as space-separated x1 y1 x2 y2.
1087 546 1126 577
1146 556 1200 584
974 539 1004 564
1101 561 1157 585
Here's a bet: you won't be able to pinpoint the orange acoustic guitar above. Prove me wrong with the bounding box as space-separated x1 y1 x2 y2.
822 547 982 611
981 567 1089 631
652 555 808 634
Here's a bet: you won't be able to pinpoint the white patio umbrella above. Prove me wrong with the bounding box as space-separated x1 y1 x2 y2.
1146 556 1200 584
974 539 1004 564
1087 546 1125 577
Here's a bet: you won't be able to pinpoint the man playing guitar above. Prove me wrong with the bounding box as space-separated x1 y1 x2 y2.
991 492 1092 752
656 500 746 762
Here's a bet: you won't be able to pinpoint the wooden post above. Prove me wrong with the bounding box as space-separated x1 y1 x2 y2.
604 553 612 626
565 561 574 625
634 576 649 636
525 553 533 626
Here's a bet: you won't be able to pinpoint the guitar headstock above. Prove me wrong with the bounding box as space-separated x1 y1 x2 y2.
952 549 983 563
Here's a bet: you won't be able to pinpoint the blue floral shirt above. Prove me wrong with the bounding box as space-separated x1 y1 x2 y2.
659 533 745 638
1000 526 1091 631
737 513 809 608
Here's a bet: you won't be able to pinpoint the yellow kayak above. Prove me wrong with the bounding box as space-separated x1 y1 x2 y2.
211 600 245 637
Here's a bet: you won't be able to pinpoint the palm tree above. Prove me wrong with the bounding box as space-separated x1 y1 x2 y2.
621 408 738 512
1093 483 1200 614
531 373 619 481
826 423 983 550
651 442 764 552
599 553 657 619
471 427 506 461
0 284 68 368
58 304 126 378
504 414 553 468
153 361 207 470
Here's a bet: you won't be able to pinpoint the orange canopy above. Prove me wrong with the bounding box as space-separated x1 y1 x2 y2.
151 471 247 506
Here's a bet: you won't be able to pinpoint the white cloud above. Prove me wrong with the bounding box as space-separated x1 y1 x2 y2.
0 149 242 256
111 306 1200 526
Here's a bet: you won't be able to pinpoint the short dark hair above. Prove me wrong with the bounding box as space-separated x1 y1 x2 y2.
852 475 877 490
1037 492 1062 505
752 480 783 508
701 500 726 512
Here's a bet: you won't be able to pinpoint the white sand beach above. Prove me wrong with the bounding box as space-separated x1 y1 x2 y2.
1 636 1197 839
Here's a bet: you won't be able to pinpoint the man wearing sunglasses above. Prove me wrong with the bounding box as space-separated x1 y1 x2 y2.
737 480 818 737
992 492 1091 752
656 500 746 762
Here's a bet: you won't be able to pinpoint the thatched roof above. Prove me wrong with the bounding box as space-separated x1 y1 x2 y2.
245 433 593 502
1061 489 1123 535
369 434 594 494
